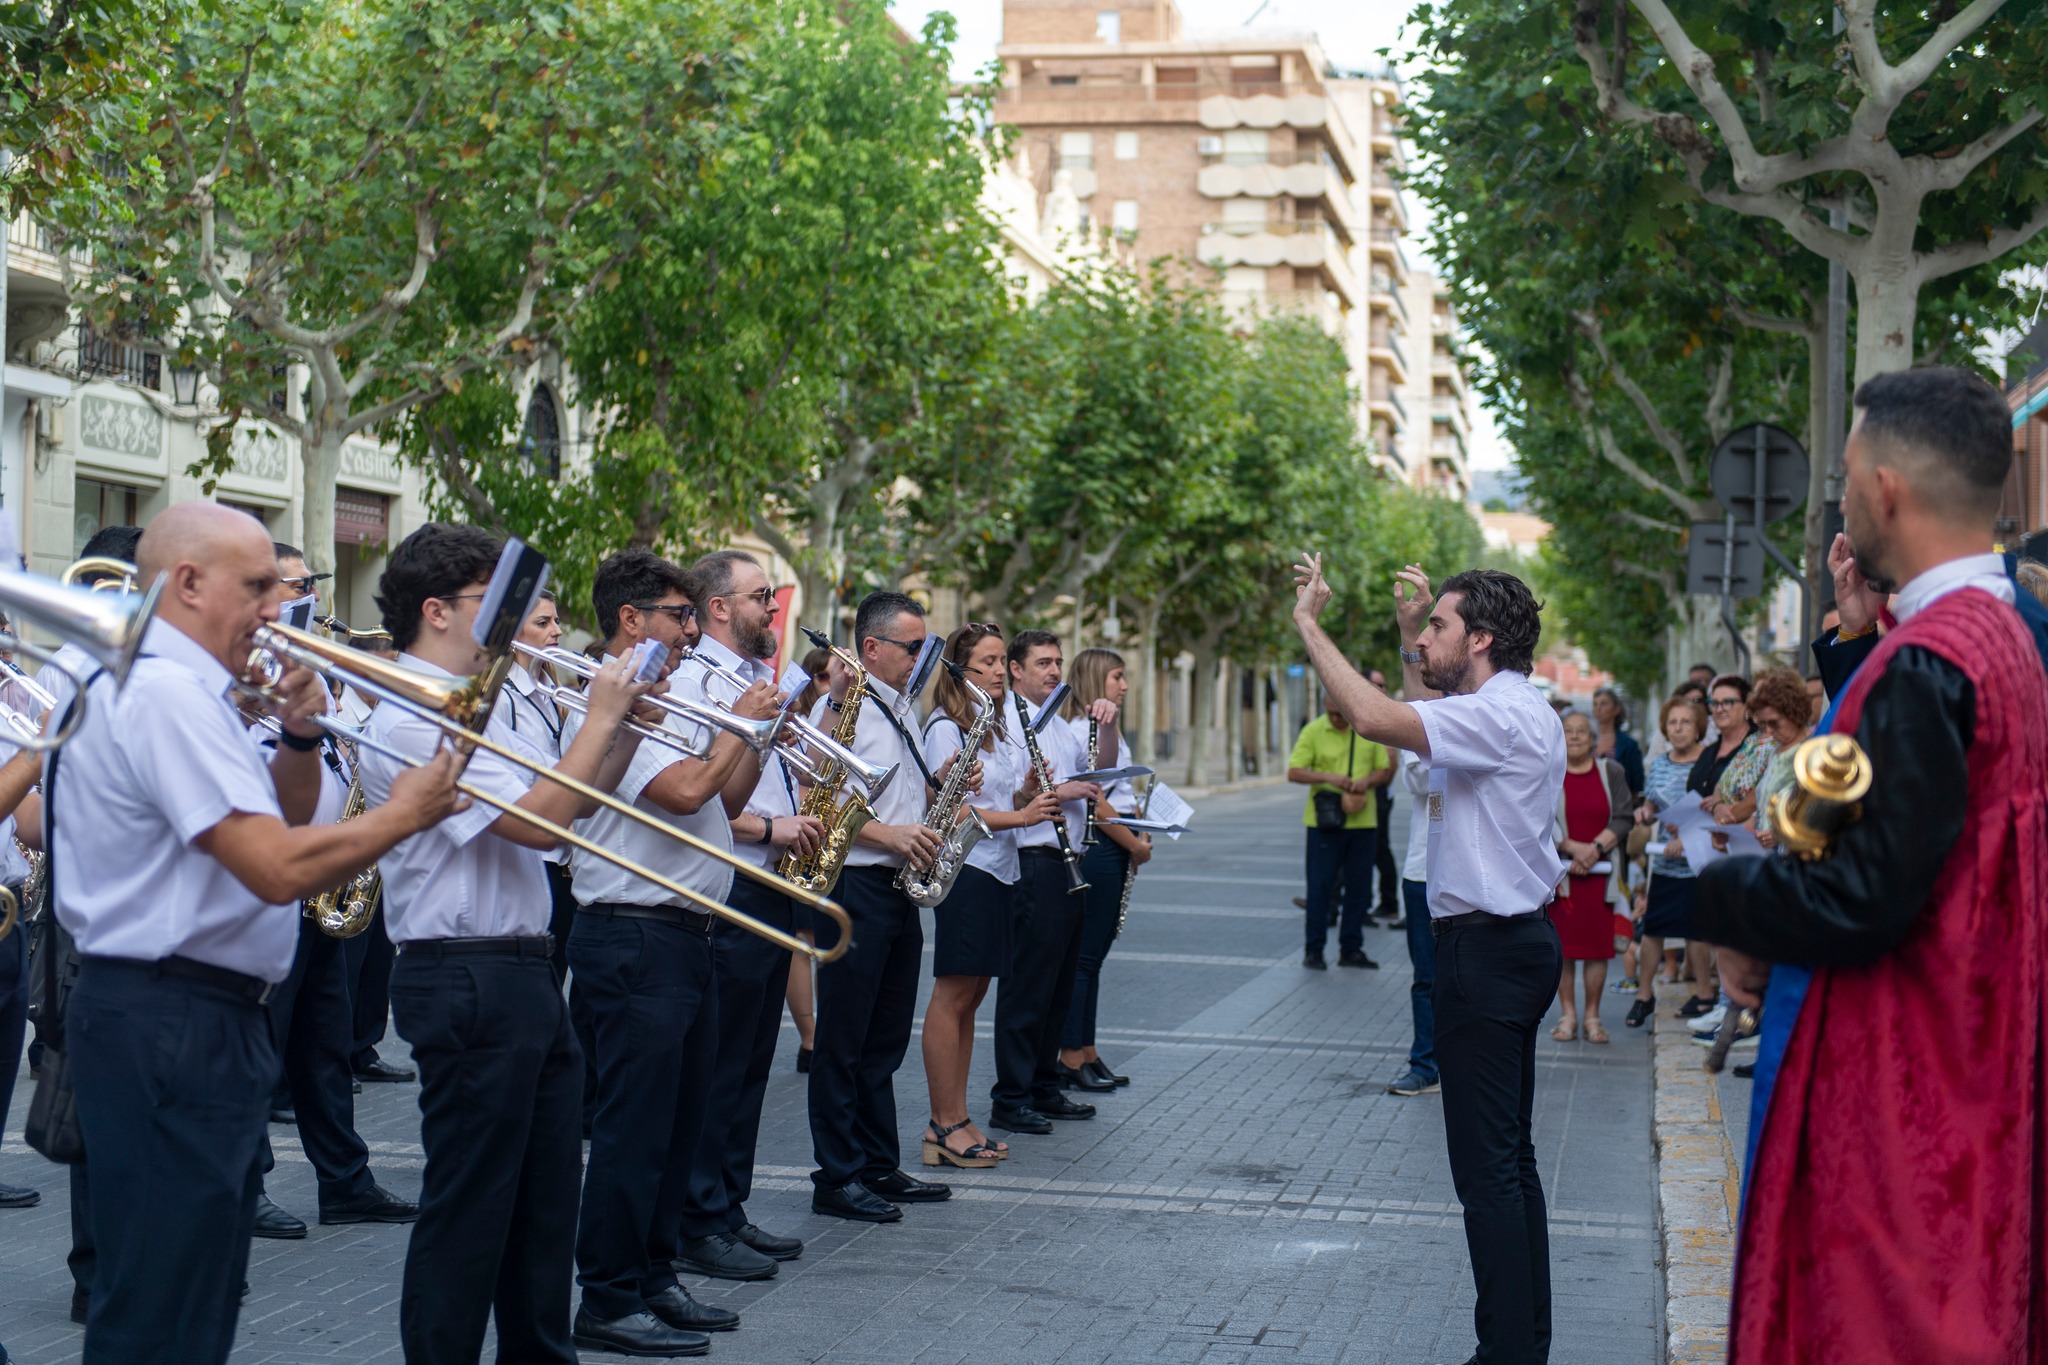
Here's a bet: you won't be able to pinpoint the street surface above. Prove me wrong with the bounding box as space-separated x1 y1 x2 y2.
0 785 1662 1363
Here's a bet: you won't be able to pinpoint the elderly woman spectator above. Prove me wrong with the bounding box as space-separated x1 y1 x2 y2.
1626 696 1709 1028
1591 688 1645 796
1550 712 1634 1042
1746 668 1816 850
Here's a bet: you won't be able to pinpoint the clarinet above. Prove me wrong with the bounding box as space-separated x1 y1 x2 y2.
1082 716 1101 847
1015 690 1089 895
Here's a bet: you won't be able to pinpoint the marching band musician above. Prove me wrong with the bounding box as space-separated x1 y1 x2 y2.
563 550 771 1359
1057 647 1151 1093
0 645 45 1215
805 590 957 1222
671 550 819 1282
251 543 420 1241
358 524 654 1365
917 622 1060 1168
987 630 1107 1136
55 503 465 1365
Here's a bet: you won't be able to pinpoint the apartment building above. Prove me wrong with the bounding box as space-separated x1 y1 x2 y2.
993 0 1475 489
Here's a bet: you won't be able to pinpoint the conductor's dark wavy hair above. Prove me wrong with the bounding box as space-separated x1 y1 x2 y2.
1436 569 1542 677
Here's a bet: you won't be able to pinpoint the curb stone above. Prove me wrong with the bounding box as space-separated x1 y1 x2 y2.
1651 1004 1737 1363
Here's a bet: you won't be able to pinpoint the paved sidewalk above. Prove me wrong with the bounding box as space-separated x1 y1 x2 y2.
0 785 1663 1364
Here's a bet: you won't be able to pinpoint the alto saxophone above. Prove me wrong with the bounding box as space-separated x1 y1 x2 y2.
778 637 874 896
897 666 997 908
306 756 381 939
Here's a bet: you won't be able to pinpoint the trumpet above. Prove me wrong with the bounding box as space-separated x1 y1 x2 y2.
512 643 782 758
673 645 898 800
0 564 166 750
242 622 852 963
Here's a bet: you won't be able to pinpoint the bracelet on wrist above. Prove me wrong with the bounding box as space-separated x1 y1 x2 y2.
758 817 776 846
275 729 321 753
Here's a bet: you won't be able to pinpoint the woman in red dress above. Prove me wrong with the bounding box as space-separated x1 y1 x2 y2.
1551 711 1634 1042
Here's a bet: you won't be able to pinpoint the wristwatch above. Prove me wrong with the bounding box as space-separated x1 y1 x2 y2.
1399 646 1423 665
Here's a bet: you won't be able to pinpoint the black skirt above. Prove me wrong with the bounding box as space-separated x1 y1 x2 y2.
1641 872 1697 939
931 862 1015 979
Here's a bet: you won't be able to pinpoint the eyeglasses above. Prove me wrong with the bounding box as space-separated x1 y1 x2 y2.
635 602 696 622
723 587 782 608
1708 697 1744 709
966 621 1003 635
281 573 334 592
435 593 487 606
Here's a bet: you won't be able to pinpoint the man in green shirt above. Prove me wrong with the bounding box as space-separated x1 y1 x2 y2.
1287 696 1394 969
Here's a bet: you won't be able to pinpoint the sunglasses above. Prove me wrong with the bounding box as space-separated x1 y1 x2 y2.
635 602 696 622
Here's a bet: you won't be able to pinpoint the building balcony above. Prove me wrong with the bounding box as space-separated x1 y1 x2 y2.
1432 393 1470 440
993 78 1366 179
1367 326 1408 385
1196 163 1360 235
1368 269 1409 326
1367 381 1408 432
1199 221 1360 309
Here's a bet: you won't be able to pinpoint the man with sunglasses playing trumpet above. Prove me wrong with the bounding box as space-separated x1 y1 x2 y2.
359 525 658 1365
54 503 467 1365
670 550 821 1283
563 550 784 1359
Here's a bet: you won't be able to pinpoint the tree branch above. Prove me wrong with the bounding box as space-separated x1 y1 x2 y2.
1726 300 1818 338
1561 362 1710 519
1884 0 2012 109
1571 308 1697 486
1917 195 2048 284
1920 107 2044 193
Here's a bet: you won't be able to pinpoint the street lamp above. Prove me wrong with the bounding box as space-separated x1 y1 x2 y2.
171 364 201 406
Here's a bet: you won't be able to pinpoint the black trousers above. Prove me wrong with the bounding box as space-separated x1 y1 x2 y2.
1374 815 1400 915
991 849 1086 1111
0 914 23 1135
1433 914 1563 1365
68 958 278 1365
546 863 599 1129
808 865 922 1187
681 878 794 1238
1304 826 1377 953
569 907 717 1320
261 917 373 1202
389 941 581 1365
341 899 396 1071
1060 841 1128 1051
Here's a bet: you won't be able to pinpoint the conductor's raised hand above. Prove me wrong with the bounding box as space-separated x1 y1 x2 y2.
1394 565 1434 642
1292 551 1333 624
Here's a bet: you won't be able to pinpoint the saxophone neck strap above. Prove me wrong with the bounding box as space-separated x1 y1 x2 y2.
873 699 939 792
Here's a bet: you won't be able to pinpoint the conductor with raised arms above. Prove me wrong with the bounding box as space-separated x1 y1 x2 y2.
55 502 464 1365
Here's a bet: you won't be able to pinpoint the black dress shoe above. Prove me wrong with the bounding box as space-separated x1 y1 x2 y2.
1303 951 1327 970
735 1222 803 1261
1035 1092 1096 1120
252 1193 307 1239
70 1291 88 1324
319 1182 420 1225
269 1107 297 1125
352 1057 416 1083
989 1104 1053 1135
812 1180 902 1222
351 1079 362 1094
644 1285 738 1332
862 1168 951 1203
673 1230 777 1281
1085 1059 1130 1087
0 1181 41 1208
1337 948 1379 969
1059 1062 1115 1092
572 1307 708 1358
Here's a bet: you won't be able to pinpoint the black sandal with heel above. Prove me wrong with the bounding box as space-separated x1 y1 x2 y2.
1625 998 1655 1029
921 1118 999 1169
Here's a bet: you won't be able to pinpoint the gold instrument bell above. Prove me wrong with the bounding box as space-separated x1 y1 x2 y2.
1769 734 1873 860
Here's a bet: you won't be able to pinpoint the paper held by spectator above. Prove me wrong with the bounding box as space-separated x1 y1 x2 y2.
1665 796 1767 871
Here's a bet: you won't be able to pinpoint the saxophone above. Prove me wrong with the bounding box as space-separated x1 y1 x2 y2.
897 665 996 908
305 757 381 939
778 633 874 896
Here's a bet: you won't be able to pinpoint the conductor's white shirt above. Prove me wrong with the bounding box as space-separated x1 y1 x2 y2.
813 673 925 871
1413 669 1568 920
360 653 552 942
564 651 735 908
51 619 299 981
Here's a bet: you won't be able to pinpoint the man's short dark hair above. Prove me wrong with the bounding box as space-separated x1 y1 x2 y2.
853 590 923 652
272 541 303 563
1853 366 2012 519
376 523 502 650
78 524 143 576
1689 663 1714 678
1436 568 1542 676
593 550 692 642
687 549 761 608
1006 628 1060 668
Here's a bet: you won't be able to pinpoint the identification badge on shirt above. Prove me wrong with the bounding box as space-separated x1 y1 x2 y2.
1427 766 1448 826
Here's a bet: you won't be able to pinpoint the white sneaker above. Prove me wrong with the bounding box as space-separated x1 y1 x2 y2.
1689 1004 1727 1037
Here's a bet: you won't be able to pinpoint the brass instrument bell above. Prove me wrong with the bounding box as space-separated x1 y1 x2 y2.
1769 734 1872 861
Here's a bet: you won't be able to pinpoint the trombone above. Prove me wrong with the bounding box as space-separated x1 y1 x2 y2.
60 556 141 594
242 622 853 963
513 643 781 760
0 564 167 751
675 645 899 800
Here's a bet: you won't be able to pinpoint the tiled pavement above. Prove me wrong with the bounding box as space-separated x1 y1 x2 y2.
0 785 1663 1364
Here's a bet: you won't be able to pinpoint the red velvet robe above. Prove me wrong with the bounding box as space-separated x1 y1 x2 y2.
1732 587 2048 1363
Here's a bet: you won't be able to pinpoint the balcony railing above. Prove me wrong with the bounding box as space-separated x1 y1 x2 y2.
1201 218 1346 243
7 213 58 257
1056 154 1094 172
1000 79 1340 106
1199 146 1341 174
76 322 162 389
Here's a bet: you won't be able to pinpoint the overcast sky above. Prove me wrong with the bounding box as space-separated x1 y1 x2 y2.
887 0 1510 474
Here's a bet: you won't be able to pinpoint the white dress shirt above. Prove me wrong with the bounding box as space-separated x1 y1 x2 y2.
1064 716 1137 815
924 711 1022 884
1413 670 1568 920
337 684 376 729
35 640 95 719
564 652 735 908
51 619 299 981
1399 748 1431 884
501 663 569 864
1892 551 2015 623
1014 699 1088 851
813 673 925 870
693 635 798 873
360 652 552 942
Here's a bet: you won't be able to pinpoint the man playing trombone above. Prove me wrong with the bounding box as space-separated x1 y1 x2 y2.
53 503 466 1365
356 524 656 1365
560 549 776 1358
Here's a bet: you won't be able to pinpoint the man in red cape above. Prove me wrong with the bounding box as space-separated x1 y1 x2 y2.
1697 366 2048 1365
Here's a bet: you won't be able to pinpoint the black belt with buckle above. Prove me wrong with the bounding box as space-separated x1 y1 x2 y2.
397 934 556 960
1432 908 1552 938
84 954 277 1005
581 902 713 934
